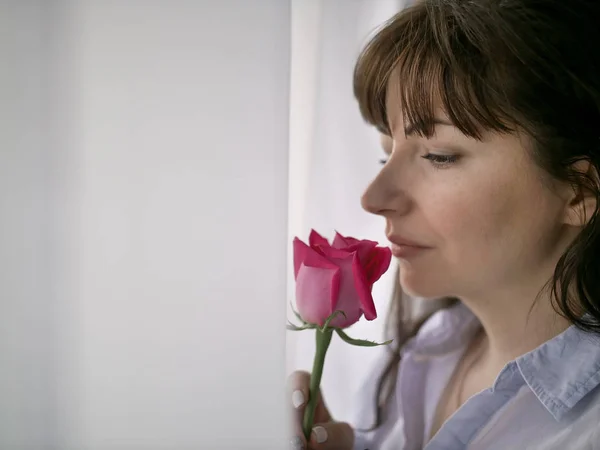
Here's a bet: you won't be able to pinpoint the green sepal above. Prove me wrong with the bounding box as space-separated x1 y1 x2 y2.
286 321 317 331
335 328 393 347
321 310 347 332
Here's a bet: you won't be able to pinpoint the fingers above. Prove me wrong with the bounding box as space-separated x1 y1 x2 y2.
288 370 339 450
288 370 310 439
289 435 306 450
288 371 310 449
288 370 311 411
309 421 354 450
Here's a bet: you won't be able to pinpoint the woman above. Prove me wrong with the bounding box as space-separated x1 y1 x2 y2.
289 0 600 449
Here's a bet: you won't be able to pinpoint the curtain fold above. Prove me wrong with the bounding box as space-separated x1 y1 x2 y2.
287 0 408 422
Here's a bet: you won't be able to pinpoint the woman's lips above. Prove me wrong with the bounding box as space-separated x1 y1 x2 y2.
390 243 430 258
387 235 431 258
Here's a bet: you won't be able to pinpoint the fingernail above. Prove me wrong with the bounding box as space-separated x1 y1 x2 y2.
292 390 305 408
289 435 305 450
312 426 328 444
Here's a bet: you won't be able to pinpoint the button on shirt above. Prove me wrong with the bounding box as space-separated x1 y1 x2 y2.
352 302 600 449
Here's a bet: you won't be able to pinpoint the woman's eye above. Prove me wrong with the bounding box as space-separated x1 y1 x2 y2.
421 153 459 168
379 153 459 167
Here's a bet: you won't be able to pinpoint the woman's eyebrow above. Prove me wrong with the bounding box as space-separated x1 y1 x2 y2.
404 119 454 136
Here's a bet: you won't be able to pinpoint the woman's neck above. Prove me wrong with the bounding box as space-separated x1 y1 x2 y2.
460 285 572 375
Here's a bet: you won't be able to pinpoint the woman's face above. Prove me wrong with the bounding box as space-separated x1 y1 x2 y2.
361 89 577 300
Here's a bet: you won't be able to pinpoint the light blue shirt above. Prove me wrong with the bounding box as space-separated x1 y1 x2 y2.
352 302 600 449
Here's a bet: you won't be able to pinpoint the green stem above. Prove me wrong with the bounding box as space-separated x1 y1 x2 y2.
303 328 333 439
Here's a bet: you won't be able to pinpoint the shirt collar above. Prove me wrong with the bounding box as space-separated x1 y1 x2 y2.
409 301 480 358
408 301 600 421
516 318 600 421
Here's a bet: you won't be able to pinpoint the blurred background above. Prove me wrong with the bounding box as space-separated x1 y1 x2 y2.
1 0 407 448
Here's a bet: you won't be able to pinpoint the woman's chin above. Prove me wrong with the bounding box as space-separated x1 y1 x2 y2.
399 274 450 300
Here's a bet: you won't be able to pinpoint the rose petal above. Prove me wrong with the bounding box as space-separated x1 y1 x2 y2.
332 231 377 250
331 232 377 264
330 267 341 307
364 247 393 285
295 264 341 326
349 242 378 265
331 231 352 249
351 253 377 321
293 238 339 279
326 254 363 328
321 241 379 273
309 229 331 249
318 244 353 260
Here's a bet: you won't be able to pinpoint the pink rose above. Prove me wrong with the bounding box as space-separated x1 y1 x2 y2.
293 230 392 328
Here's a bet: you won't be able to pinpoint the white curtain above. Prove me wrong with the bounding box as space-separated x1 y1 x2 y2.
287 0 409 422
2 1 289 448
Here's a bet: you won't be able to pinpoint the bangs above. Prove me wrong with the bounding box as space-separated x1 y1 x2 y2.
353 3 515 140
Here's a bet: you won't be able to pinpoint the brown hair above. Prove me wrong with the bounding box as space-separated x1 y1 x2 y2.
353 0 600 429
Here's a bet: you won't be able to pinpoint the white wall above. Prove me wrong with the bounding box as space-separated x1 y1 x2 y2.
0 2 64 447
1 1 290 448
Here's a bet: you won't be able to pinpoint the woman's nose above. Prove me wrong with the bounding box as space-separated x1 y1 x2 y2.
361 177 383 215
361 164 408 217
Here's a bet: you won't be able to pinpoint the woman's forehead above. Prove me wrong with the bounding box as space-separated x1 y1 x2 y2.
384 65 448 132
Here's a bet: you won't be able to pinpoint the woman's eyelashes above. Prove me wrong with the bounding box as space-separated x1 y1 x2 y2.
378 153 460 168
421 153 460 169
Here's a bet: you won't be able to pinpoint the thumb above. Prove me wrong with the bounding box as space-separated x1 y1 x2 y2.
308 421 354 450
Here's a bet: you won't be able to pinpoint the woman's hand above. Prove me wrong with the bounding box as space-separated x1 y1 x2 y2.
288 370 355 450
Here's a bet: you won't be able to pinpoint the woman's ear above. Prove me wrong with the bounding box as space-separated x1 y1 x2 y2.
564 160 599 227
